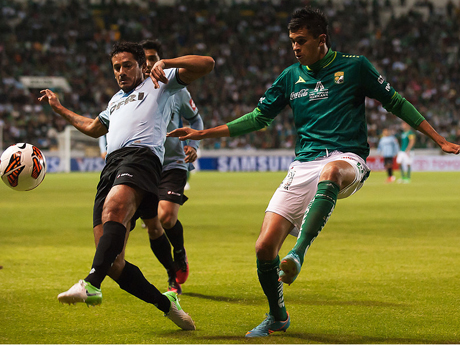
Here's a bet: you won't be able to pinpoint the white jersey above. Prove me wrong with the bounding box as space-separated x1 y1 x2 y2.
98 68 185 163
163 88 203 171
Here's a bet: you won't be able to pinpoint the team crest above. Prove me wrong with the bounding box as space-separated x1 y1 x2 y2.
334 71 344 84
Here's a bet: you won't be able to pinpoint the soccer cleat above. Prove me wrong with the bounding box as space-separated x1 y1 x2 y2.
174 249 189 285
279 252 302 285
245 313 290 337
168 276 182 295
163 291 196 330
57 280 102 306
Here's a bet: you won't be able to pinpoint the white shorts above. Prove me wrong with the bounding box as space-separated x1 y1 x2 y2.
266 151 370 237
396 151 414 166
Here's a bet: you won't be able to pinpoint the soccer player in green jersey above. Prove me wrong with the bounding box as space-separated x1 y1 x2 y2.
397 122 416 183
168 7 460 337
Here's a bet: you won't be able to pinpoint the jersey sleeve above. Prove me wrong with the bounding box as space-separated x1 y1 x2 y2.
360 57 425 128
360 56 396 105
177 89 199 120
163 68 187 93
256 69 290 117
98 108 110 129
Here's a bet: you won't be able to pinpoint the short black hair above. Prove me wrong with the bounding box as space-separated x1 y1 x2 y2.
288 7 330 47
140 39 163 58
110 41 146 67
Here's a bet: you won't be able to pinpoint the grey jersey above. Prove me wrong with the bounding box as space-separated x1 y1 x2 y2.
98 68 185 163
163 88 203 171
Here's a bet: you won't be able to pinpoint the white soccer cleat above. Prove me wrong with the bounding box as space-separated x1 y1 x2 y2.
163 291 196 330
57 280 102 306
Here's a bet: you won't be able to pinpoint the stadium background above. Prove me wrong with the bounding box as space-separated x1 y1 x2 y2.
1 0 459 172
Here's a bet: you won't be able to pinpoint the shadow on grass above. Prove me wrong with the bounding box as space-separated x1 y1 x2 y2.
199 332 457 344
183 292 407 308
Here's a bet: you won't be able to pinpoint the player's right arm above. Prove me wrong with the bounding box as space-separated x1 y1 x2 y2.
38 89 107 138
167 107 274 141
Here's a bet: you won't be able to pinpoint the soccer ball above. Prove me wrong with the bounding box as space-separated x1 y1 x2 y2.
0 143 47 191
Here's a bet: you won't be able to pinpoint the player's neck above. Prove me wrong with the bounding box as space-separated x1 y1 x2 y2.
306 48 333 72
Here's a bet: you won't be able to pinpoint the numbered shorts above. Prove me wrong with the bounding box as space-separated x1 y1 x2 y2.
93 146 161 231
266 151 370 237
396 151 414 166
159 168 189 205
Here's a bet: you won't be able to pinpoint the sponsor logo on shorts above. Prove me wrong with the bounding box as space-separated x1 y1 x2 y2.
116 173 133 179
168 191 181 197
281 168 296 190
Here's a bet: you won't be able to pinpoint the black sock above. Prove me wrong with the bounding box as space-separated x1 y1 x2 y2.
164 220 184 252
149 233 175 278
85 221 126 288
115 261 170 313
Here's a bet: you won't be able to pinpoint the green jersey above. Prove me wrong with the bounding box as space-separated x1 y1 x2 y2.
227 49 425 162
400 130 415 151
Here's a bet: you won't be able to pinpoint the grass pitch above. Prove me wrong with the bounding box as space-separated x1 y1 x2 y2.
1 170 459 344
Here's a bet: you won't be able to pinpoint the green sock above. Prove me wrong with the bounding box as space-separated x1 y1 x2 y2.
400 167 406 179
292 180 340 265
257 256 287 321
407 166 411 179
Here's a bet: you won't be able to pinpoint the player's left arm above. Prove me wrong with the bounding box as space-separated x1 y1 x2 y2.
361 57 459 155
149 55 215 88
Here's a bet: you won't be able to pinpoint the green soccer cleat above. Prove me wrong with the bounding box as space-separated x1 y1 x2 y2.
163 291 196 330
245 313 290 337
279 252 302 285
57 280 102 306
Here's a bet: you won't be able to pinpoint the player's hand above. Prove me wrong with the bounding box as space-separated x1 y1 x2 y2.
167 127 202 141
38 89 62 111
183 146 197 163
440 142 460 155
149 60 168 89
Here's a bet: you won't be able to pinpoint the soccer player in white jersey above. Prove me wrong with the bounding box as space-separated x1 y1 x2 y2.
140 40 204 295
39 41 214 330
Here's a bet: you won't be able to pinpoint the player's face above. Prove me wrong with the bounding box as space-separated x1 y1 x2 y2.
144 48 160 76
112 52 144 92
289 28 326 66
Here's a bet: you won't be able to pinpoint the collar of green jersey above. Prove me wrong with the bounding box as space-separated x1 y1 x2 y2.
305 49 336 72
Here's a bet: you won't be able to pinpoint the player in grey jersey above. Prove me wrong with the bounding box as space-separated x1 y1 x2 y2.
39 41 214 330
141 40 204 295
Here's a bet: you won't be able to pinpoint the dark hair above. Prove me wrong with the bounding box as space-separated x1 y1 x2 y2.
110 41 146 67
140 39 163 58
288 7 330 47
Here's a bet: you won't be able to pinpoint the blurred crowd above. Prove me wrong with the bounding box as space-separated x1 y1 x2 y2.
1 0 459 151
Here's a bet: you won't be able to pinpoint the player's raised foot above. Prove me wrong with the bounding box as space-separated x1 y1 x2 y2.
163 291 196 330
174 249 189 284
279 252 302 285
168 276 182 295
57 280 102 306
245 313 290 337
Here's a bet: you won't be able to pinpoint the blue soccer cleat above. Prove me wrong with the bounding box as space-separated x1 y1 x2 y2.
245 313 290 337
279 252 302 285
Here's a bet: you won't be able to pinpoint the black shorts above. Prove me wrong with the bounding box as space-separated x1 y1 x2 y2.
93 146 161 230
159 168 189 205
383 157 394 166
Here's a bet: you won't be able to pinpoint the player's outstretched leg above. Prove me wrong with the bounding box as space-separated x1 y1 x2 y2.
57 280 102 306
279 180 339 285
163 291 196 330
245 313 290 337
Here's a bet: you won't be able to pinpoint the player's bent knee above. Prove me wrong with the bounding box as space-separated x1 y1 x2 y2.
255 241 278 261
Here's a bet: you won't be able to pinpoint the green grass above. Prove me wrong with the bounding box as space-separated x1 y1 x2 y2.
1 171 460 344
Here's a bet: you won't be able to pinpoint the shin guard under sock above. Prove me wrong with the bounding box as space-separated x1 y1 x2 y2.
164 220 184 252
292 180 340 265
85 221 126 288
257 256 287 321
149 233 175 277
115 261 170 313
